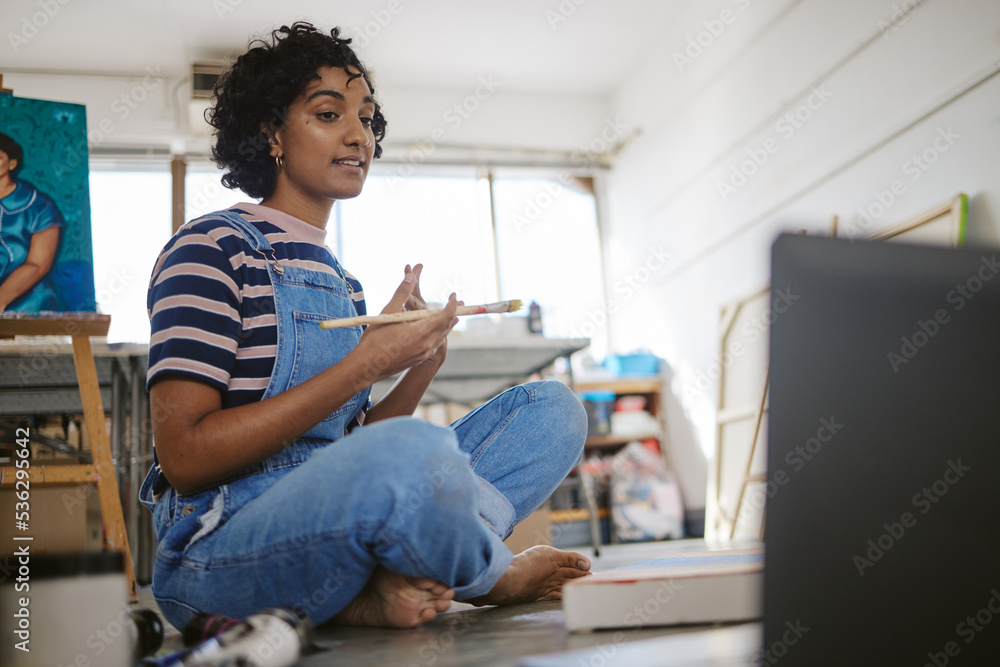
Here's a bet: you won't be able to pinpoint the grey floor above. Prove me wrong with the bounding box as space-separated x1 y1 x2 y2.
141 539 763 666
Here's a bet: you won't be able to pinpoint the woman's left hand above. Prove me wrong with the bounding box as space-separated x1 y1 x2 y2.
360 265 461 423
404 263 461 367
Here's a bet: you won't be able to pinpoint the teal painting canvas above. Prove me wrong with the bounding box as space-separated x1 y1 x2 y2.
0 95 96 312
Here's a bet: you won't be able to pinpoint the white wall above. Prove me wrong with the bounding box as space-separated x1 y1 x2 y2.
602 0 1000 536
4 71 181 152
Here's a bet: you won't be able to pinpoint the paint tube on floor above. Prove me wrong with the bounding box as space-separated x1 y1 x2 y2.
130 608 165 659
139 607 312 667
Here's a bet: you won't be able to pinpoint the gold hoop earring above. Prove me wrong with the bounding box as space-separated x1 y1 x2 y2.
275 155 284 168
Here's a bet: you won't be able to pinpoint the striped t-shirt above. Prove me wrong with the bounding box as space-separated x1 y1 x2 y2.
146 203 366 407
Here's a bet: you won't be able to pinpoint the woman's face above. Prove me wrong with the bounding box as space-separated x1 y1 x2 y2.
0 149 17 180
270 66 377 204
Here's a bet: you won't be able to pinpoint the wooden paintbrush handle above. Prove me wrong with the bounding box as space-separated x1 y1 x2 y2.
319 301 519 329
320 310 433 329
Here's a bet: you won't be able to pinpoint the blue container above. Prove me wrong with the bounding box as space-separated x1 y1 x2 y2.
580 390 615 436
604 353 660 377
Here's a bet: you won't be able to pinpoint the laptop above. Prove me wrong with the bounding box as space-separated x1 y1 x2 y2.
764 234 1000 665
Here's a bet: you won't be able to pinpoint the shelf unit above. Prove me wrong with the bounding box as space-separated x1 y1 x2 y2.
552 377 666 553
582 433 660 449
577 377 664 452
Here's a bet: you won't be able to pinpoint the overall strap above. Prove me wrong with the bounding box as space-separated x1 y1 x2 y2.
197 209 285 275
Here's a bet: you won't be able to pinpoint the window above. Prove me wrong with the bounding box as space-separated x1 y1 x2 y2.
337 169 497 312
491 172 607 353
89 165 172 343
186 164 238 223
181 161 609 354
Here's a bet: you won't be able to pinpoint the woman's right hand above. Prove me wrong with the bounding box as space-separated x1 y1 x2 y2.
352 266 458 382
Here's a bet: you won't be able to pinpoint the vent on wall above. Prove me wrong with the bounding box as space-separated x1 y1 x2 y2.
192 62 225 99
189 62 225 137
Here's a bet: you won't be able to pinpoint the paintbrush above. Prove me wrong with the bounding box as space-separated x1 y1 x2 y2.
319 299 523 329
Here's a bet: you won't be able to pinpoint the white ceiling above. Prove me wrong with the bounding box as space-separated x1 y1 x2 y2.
3 0 681 96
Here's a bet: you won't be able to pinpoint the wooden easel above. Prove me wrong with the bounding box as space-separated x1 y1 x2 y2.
0 314 137 601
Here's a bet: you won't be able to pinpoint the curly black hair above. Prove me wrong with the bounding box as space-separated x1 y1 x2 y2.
208 22 387 200
0 133 24 174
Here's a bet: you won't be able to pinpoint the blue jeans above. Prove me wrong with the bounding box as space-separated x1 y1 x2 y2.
149 381 585 630
142 211 586 629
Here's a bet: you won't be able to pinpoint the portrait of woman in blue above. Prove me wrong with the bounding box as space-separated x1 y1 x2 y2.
0 132 64 312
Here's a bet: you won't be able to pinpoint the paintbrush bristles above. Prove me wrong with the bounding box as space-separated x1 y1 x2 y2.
319 299 524 329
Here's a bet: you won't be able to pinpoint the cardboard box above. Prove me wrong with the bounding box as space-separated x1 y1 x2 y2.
504 508 552 554
0 484 102 555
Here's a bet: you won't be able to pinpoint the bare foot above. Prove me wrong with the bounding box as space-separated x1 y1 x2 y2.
330 566 454 628
464 545 591 606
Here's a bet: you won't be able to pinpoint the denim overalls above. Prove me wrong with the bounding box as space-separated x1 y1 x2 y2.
141 211 587 630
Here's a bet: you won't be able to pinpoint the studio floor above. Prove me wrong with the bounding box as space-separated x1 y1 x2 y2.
140 539 763 667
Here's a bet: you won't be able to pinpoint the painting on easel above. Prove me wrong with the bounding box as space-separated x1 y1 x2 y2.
1 89 96 313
